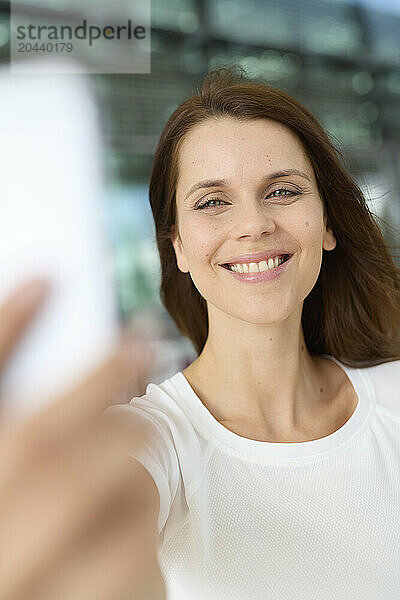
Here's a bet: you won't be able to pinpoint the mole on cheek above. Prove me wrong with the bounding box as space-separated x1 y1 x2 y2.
305 221 309 227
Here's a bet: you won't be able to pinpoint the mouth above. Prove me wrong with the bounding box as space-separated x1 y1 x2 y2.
220 253 292 272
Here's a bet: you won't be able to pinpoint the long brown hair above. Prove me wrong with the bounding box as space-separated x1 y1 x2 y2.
149 66 400 368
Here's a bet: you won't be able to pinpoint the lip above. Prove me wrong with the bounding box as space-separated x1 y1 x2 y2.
218 249 293 266
219 253 293 284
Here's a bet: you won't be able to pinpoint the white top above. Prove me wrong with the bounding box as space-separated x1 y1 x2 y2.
109 355 400 600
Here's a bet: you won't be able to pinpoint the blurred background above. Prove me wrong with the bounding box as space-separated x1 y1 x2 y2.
1 0 399 383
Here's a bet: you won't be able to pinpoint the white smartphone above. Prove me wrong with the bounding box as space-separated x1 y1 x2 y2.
0 59 120 419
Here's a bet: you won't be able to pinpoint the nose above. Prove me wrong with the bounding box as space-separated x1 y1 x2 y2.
231 198 276 240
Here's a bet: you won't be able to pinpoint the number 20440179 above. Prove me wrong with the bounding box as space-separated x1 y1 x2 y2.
18 42 73 52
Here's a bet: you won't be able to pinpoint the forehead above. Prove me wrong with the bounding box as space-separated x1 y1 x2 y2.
176 117 311 194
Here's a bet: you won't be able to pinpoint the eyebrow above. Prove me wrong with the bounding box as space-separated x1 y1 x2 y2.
183 169 312 202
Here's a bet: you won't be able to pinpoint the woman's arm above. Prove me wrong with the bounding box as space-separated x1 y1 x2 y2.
0 278 166 600
126 459 166 600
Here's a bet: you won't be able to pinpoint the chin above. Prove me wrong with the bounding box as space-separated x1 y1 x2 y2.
224 304 293 325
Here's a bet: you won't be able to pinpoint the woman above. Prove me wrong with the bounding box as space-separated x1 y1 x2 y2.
114 66 400 599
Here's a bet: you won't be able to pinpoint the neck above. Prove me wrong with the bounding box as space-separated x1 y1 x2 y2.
183 304 335 439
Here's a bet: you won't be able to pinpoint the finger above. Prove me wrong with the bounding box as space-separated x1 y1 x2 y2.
0 279 51 373
33 335 154 436
0 418 151 600
0 336 154 478
29 487 165 600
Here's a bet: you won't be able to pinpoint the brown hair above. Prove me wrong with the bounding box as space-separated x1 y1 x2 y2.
149 65 400 368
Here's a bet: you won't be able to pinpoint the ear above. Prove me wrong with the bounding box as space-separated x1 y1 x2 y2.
323 214 336 252
170 224 190 273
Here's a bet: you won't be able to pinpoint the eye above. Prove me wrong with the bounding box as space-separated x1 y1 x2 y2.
267 187 299 200
195 197 228 210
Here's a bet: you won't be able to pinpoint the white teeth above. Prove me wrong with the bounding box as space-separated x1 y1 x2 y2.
259 261 268 271
229 255 287 273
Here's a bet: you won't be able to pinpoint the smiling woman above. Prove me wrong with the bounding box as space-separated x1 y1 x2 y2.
112 66 400 599
150 67 400 368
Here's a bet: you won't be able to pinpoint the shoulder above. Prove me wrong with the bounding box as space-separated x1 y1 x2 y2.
107 373 197 541
105 377 179 447
361 359 400 414
129 373 209 522
129 372 191 423
116 371 204 456
106 371 189 444
109 370 201 466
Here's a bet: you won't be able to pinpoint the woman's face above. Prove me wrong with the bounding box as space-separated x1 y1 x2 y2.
171 117 336 324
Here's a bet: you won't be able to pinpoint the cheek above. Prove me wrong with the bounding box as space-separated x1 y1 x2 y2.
181 219 220 262
298 219 325 282
288 212 324 274
294 202 324 242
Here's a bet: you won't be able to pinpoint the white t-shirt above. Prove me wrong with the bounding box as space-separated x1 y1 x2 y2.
109 354 400 600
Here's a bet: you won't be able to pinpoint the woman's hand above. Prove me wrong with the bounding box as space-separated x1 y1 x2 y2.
0 278 166 600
